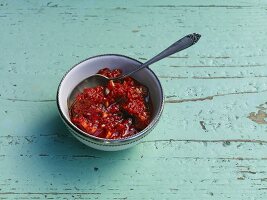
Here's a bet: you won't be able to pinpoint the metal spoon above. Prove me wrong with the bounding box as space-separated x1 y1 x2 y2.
69 33 201 106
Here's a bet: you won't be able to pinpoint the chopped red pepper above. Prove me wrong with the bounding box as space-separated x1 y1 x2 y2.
70 68 152 139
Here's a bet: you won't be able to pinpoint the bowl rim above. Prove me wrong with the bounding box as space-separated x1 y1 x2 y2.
56 54 164 146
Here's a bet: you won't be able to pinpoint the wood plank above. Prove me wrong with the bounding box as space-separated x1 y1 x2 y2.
1 140 267 199
0 75 267 102
0 90 266 141
1 0 267 72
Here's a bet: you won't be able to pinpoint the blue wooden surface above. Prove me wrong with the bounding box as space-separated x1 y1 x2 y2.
0 0 267 199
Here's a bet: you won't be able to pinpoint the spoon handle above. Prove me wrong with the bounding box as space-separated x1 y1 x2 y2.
118 33 201 79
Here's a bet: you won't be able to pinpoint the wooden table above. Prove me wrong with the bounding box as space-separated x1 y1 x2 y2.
1 1 267 199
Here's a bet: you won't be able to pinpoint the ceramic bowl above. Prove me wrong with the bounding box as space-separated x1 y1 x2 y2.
57 54 164 151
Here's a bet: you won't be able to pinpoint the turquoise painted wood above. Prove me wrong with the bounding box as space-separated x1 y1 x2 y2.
1 0 267 199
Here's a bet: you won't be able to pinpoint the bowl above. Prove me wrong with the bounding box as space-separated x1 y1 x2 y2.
57 54 164 151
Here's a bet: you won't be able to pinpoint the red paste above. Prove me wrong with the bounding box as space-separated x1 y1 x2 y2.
70 68 152 139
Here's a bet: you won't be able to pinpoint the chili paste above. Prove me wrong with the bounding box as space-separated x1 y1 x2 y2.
70 68 152 139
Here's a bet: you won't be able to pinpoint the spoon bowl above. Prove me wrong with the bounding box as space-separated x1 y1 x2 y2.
68 74 109 108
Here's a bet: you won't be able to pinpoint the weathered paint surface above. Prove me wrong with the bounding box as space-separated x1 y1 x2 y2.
0 0 267 199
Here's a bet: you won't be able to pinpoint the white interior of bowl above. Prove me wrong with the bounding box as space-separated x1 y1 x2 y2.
57 54 163 137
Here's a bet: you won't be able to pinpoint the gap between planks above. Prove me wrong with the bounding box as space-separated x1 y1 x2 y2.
1 154 267 161
169 64 265 68
0 192 101 195
1 90 267 103
139 5 254 8
158 75 267 79
165 90 267 103
1 136 267 145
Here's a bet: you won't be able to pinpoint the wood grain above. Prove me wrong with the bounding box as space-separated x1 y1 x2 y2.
0 0 267 199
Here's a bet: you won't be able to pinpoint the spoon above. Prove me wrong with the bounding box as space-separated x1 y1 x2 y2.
69 33 201 106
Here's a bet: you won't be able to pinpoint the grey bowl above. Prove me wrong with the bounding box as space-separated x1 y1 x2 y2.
57 54 164 151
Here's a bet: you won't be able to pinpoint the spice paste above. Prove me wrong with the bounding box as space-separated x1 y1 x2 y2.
70 68 152 139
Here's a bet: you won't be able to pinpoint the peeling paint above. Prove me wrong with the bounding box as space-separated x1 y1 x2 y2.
248 103 267 124
199 121 208 132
